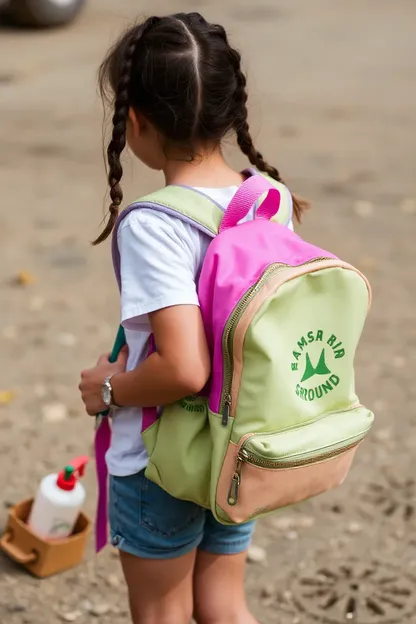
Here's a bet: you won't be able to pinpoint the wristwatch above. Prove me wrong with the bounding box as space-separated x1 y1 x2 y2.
101 375 118 408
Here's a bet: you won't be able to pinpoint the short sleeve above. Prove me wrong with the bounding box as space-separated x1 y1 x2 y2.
118 210 200 328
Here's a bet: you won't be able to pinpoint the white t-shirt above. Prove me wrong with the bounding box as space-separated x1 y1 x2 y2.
106 185 293 477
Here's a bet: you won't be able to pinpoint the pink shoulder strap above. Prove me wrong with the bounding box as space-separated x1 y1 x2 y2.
219 175 281 233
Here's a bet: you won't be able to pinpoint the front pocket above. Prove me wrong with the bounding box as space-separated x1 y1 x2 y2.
216 405 373 523
144 401 212 509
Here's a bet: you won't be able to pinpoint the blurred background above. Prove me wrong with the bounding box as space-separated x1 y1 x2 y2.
0 0 415 622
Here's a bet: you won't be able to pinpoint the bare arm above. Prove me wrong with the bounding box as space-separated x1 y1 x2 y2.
79 305 210 415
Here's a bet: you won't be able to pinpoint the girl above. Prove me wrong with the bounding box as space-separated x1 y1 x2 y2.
79 13 306 624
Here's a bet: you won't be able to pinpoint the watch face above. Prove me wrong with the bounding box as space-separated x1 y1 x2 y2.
102 383 111 406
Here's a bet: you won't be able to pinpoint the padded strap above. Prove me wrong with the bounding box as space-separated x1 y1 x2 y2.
133 185 225 236
111 171 293 289
111 185 225 290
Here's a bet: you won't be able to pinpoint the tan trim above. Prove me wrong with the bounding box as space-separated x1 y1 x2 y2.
217 441 358 523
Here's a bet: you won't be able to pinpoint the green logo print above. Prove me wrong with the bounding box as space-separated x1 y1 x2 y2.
291 330 346 403
300 349 331 382
178 395 206 413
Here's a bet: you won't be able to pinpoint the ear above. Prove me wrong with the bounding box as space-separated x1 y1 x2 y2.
128 107 141 138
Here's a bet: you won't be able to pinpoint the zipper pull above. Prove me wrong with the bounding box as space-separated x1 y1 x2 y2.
228 473 240 506
227 452 245 506
222 394 231 427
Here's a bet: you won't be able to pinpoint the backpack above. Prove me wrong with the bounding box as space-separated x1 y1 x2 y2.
94 168 374 550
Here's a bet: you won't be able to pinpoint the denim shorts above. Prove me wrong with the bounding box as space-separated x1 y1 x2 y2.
109 470 255 559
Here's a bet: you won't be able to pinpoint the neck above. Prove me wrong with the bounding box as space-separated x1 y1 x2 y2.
163 145 244 188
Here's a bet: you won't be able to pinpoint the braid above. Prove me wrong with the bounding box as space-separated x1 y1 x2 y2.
93 18 159 245
217 30 308 222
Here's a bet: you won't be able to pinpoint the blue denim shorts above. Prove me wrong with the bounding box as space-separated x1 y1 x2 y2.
109 471 255 559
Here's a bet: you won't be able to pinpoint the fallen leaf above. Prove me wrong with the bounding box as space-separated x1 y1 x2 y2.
15 270 36 286
0 390 15 406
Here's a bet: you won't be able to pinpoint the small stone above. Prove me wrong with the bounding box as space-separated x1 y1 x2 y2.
326 106 355 120
60 612 82 623
347 522 362 535
375 428 392 442
42 402 68 423
358 256 377 271
34 384 47 398
286 530 299 541
80 599 92 611
279 125 298 138
273 514 315 531
400 198 416 214
247 544 267 564
260 583 275 599
373 399 385 412
89 603 110 616
7 603 27 613
106 574 121 588
353 200 374 218
298 516 315 528
29 296 45 311
392 356 405 368
282 590 293 603
2 325 18 340
273 516 293 531
57 332 77 347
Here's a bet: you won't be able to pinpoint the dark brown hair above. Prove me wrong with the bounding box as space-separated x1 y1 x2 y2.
94 12 307 245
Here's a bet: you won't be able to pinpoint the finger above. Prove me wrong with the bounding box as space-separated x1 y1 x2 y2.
116 345 129 367
97 352 111 366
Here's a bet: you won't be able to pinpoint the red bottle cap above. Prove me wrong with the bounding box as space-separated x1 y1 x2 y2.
56 456 89 491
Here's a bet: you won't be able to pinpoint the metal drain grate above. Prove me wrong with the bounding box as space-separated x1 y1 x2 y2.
361 477 414 522
292 559 416 623
325 472 415 524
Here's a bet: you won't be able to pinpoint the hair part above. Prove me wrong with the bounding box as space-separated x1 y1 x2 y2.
93 13 307 244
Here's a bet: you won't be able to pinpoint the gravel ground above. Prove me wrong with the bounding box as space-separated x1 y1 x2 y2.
0 0 415 622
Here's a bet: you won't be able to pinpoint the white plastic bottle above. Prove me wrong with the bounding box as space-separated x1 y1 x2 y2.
28 456 89 540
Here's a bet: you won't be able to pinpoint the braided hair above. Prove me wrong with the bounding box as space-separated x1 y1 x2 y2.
95 13 307 244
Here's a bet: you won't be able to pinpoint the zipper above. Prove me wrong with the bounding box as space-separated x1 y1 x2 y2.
219 258 332 424
222 394 232 427
227 450 248 506
227 437 363 506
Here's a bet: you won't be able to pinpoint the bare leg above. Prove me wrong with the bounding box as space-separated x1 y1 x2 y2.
119 549 196 624
193 549 259 624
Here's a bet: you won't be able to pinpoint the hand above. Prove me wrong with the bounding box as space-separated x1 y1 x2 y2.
79 347 128 416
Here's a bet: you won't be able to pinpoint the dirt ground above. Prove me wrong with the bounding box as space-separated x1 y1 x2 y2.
0 0 415 622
